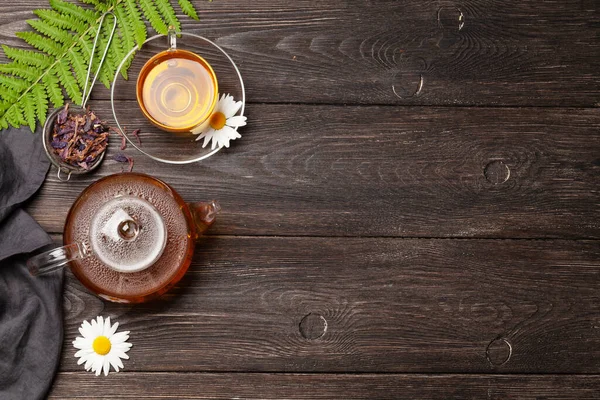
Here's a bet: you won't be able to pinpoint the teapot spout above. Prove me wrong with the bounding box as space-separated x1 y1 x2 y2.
188 200 221 238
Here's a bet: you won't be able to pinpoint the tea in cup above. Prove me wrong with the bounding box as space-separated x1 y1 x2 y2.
136 28 218 133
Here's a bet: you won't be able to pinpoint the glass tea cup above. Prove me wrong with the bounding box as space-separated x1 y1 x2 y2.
136 27 219 133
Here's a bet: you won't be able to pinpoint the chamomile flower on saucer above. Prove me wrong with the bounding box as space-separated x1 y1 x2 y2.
73 316 132 376
192 93 247 150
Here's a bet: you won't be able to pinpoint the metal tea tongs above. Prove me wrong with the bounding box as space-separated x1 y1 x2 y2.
42 11 117 181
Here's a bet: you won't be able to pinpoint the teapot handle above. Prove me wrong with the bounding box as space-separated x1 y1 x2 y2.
187 200 220 239
27 242 89 276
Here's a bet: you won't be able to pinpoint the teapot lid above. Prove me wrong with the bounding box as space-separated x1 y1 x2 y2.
90 195 166 273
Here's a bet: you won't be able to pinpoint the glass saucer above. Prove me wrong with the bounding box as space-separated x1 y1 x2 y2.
111 31 245 164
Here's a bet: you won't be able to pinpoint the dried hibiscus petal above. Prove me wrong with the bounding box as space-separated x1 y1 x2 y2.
113 153 134 172
131 129 141 146
51 103 109 171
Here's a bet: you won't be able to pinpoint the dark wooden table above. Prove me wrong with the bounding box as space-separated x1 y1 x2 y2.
4 0 600 398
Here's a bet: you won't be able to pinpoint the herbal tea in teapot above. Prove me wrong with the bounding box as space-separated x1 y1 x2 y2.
28 173 219 303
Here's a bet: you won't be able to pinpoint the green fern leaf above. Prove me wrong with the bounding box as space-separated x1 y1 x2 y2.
178 0 199 20
109 30 128 80
88 25 117 88
43 73 64 108
16 31 64 56
1 46 51 68
34 9 88 34
114 4 135 51
0 74 29 92
0 0 204 131
0 62 39 82
22 92 37 132
155 0 180 31
79 0 110 12
0 88 21 103
68 47 89 91
27 19 75 44
5 103 27 128
32 84 49 124
139 0 168 34
124 0 147 47
49 0 99 24
55 58 82 105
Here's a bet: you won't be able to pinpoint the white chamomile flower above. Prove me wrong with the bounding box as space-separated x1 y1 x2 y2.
192 93 247 150
73 316 132 376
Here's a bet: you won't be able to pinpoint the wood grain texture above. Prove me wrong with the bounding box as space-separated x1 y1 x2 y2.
0 0 599 106
57 236 600 373
48 372 600 399
26 102 600 238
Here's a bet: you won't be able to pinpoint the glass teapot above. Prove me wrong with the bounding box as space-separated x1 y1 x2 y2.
27 173 220 303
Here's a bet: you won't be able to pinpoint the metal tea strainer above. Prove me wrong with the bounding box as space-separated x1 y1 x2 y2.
42 11 117 182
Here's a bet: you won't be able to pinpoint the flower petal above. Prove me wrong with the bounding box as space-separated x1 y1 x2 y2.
75 348 94 358
191 118 211 135
93 357 103 376
76 353 89 365
112 349 130 360
223 99 242 119
113 342 132 352
107 321 119 337
103 317 111 336
79 320 93 338
103 357 110 376
111 331 130 344
84 355 95 371
225 115 246 128
108 354 123 372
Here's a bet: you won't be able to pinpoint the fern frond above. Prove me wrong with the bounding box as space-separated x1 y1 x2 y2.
114 4 135 51
79 0 110 12
0 74 29 92
0 62 39 82
49 0 99 24
109 30 128 80
68 46 89 91
89 25 117 88
34 9 88 34
32 84 49 123
43 73 64 108
0 0 204 132
27 19 75 45
155 0 180 31
16 31 64 56
124 0 147 47
1 46 51 68
0 88 22 103
139 0 168 34
55 58 82 105
22 93 37 132
178 0 199 21
5 103 27 129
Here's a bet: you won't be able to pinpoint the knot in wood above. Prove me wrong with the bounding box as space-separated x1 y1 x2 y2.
484 160 510 184
486 337 512 366
299 313 327 340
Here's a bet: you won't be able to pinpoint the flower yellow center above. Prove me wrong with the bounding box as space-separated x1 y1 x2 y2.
209 112 226 130
92 336 111 355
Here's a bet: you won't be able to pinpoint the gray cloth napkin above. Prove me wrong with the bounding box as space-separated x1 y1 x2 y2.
0 127 63 400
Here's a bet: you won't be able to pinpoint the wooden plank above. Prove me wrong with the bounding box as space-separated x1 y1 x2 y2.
27 102 600 238
57 236 600 373
48 372 600 399
0 1 599 106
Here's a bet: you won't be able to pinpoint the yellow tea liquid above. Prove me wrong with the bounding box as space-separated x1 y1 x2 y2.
137 49 217 132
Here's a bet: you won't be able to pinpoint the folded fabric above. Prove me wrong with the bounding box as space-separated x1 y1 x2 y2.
0 127 63 400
